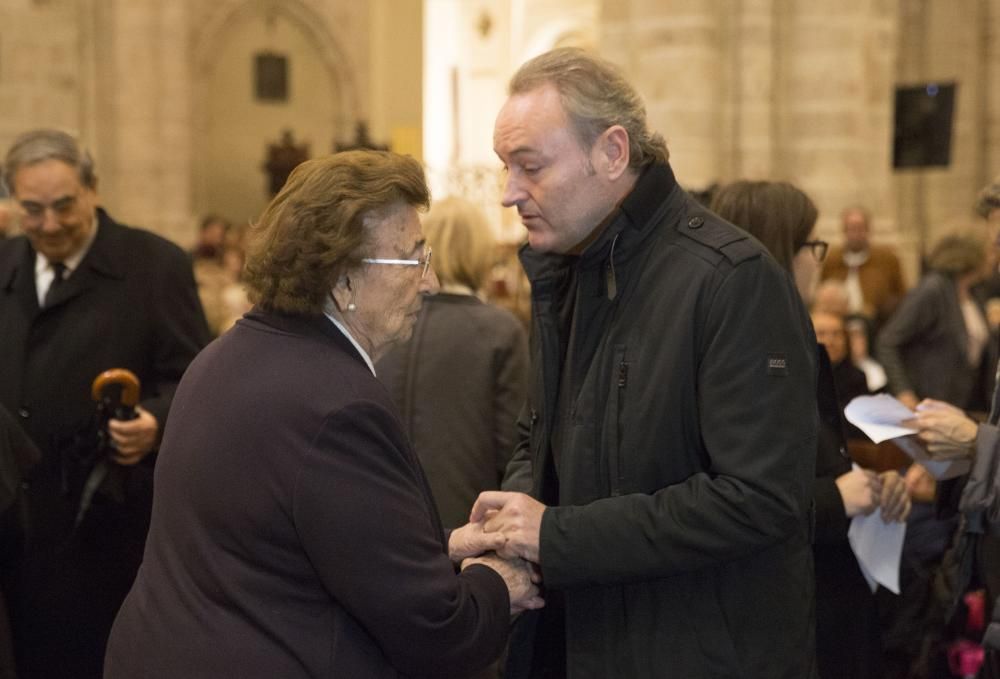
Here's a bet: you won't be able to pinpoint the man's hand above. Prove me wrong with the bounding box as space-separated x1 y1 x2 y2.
108 405 158 465
469 491 545 564
448 520 507 562
462 553 545 615
835 467 882 518
878 470 911 523
902 398 978 460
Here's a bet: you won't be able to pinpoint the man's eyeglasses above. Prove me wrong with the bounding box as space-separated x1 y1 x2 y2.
18 193 80 223
361 246 433 279
800 239 829 262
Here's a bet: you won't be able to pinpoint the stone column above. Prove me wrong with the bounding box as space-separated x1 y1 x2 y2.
777 1 898 244
102 0 193 243
600 0 727 190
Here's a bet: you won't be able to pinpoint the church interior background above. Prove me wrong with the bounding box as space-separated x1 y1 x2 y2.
0 0 998 285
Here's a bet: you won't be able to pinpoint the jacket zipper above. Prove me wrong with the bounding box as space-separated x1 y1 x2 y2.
609 348 628 496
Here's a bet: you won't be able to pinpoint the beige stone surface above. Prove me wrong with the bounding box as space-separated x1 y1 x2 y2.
0 0 996 270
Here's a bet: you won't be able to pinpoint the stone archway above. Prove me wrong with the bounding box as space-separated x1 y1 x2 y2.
190 0 362 225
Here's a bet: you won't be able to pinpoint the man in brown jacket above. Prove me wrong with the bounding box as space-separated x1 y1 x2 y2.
821 206 906 332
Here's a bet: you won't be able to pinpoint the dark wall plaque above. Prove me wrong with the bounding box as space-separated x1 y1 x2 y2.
892 82 956 169
255 52 288 102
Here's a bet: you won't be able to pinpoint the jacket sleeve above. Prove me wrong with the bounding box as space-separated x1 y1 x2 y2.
293 401 510 677
539 257 817 585
142 243 211 434
493 318 529 484
960 422 1000 527
875 279 937 398
502 404 534 494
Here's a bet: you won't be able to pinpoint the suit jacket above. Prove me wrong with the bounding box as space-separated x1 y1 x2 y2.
0 208 209 678
105 308 511 679
876 271 996 411
821 244 906 326
376 293 529 528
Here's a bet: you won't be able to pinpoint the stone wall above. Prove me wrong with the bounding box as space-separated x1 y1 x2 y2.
601 0 1000 282
0 0 383 245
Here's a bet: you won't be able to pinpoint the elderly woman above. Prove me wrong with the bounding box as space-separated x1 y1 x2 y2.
377 197 528 530
104 151 541 678
711 180 910 679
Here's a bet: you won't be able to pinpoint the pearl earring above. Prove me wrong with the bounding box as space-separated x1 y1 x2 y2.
347 302 357 311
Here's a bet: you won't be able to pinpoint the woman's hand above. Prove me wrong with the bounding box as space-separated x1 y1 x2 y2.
448 520 506 562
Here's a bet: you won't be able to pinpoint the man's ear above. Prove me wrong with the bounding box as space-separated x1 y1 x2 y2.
598 125 630 181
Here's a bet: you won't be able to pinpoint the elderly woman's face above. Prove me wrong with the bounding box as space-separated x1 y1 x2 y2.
348 203 439 358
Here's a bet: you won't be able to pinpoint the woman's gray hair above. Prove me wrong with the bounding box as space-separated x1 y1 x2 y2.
509 48 669 170
975 176 1000 218
3 129 97 192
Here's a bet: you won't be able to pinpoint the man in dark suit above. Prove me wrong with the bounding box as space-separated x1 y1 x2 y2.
0 128 209 678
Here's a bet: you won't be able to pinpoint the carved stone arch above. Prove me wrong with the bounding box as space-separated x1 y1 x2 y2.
192 0 360 135
189 0 362 220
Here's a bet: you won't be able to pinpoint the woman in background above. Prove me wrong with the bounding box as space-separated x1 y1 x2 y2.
712 180 910 679
377 196 529 529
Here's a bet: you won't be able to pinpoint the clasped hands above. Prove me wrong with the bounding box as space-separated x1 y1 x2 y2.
836 468 911 521
448 492 547 615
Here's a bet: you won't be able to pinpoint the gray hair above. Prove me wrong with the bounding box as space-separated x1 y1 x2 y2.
3 129 97 193
976 177 1000 218
509 47 669 170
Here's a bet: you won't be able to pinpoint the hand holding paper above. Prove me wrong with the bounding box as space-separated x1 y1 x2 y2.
844 394 972 480
902 398 978 460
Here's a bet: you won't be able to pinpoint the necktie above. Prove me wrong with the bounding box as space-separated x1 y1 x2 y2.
44 261 66 307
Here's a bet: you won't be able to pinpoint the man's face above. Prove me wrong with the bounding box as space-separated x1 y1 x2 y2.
12 158 97 262
349 204 439 357
842 210 870 252
494 84 617 254
811 311 848 364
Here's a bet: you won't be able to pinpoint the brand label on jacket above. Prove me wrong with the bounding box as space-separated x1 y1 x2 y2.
767 353 788 376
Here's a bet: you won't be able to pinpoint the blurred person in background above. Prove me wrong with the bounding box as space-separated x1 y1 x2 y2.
0 128 209 679
875 232 996 677
877 234 995 415
0 199 15 240
377 196 528 531
845 314 888 393
822 205 907 333
814 278 851 318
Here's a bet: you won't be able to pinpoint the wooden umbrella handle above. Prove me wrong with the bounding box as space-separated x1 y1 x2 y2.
91 368 141 407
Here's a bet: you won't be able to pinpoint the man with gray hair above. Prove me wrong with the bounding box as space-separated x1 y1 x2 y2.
471 48 818 678
0 129 208 678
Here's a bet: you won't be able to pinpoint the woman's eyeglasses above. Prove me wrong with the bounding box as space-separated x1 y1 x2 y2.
361 246 433 279
800 240 829 262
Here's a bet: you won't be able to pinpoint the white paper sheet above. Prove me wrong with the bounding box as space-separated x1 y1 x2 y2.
847 507 907 594
843 394 918 444
844 394 972 479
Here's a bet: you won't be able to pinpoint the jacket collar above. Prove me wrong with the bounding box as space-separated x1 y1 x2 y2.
519 161 682 284
241 306 372 371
